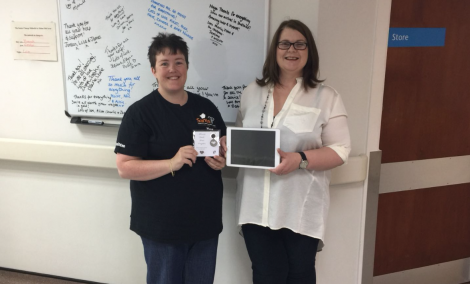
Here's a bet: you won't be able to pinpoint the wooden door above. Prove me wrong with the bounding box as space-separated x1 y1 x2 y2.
375 0 470 276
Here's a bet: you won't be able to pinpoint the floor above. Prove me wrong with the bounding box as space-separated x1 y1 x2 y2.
1 269 469 284
0 270 84 284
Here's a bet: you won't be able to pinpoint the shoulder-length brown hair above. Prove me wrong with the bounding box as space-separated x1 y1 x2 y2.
256 20 323 90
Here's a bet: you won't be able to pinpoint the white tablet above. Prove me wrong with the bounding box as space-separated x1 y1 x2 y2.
226 127 280 169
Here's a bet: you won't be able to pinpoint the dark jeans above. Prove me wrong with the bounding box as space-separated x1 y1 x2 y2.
141 236 219 284
242 224 320 284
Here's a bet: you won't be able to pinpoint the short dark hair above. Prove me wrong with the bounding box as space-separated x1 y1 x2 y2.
256 20 323 90
148 33 189 69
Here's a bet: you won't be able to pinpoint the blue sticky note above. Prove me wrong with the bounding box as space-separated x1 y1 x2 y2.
388 28 446 47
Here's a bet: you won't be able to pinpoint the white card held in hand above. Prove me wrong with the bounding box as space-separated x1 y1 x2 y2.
193 130 220 157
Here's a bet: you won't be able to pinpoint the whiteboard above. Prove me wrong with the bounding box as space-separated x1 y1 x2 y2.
58 0 268 122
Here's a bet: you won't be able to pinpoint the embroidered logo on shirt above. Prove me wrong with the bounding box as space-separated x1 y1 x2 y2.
197 113 215 125
116 142 126 148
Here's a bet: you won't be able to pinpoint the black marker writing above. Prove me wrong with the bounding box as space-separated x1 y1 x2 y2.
65 0 86 10
105 5 135 33
63 21 102 49
105 38 141 69
68 53 104 92
207 4 252 47
186 85 220 99
222 84 246 108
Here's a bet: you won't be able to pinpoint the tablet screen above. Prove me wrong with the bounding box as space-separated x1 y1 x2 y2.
230 129 276 167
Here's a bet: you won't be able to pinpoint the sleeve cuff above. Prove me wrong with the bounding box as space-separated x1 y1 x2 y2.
327 145 350 163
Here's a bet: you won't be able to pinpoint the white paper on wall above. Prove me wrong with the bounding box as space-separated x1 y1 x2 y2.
11 22 58 61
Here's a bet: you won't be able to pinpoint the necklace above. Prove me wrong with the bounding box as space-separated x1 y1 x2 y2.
261 87 275 128
260 92 269 128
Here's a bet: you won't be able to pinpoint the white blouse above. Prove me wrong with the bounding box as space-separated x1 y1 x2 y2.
235 78 351 247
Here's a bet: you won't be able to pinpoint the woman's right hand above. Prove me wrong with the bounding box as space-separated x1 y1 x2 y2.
269 148 301 176
171 145 198 171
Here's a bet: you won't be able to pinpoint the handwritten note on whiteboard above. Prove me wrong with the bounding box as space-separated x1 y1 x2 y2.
11 22 58 61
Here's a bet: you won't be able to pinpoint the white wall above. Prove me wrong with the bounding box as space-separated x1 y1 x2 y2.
0 162 146 283
315 1 380 283
0 0 383 283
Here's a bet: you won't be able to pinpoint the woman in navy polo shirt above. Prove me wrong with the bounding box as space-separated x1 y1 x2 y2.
115 33 226 284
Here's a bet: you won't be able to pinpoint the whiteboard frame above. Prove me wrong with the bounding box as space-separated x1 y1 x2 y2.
57 0 270 122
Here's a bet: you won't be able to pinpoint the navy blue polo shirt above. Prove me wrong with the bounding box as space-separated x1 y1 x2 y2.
115 90 226 243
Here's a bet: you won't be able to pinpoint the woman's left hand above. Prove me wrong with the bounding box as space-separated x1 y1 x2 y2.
269 148 301 176
205 155 226 171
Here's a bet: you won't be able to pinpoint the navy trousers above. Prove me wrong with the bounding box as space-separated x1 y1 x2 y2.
141 236 219 284
242 224 319 284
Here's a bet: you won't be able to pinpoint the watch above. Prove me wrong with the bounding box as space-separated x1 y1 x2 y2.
298 152 308 169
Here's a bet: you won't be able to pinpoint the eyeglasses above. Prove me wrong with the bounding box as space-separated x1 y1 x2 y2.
277 41 308 50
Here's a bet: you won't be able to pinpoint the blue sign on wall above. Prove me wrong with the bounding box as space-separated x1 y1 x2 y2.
388 28 446 47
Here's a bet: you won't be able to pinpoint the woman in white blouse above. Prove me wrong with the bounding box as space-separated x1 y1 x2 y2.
235 20 351 284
